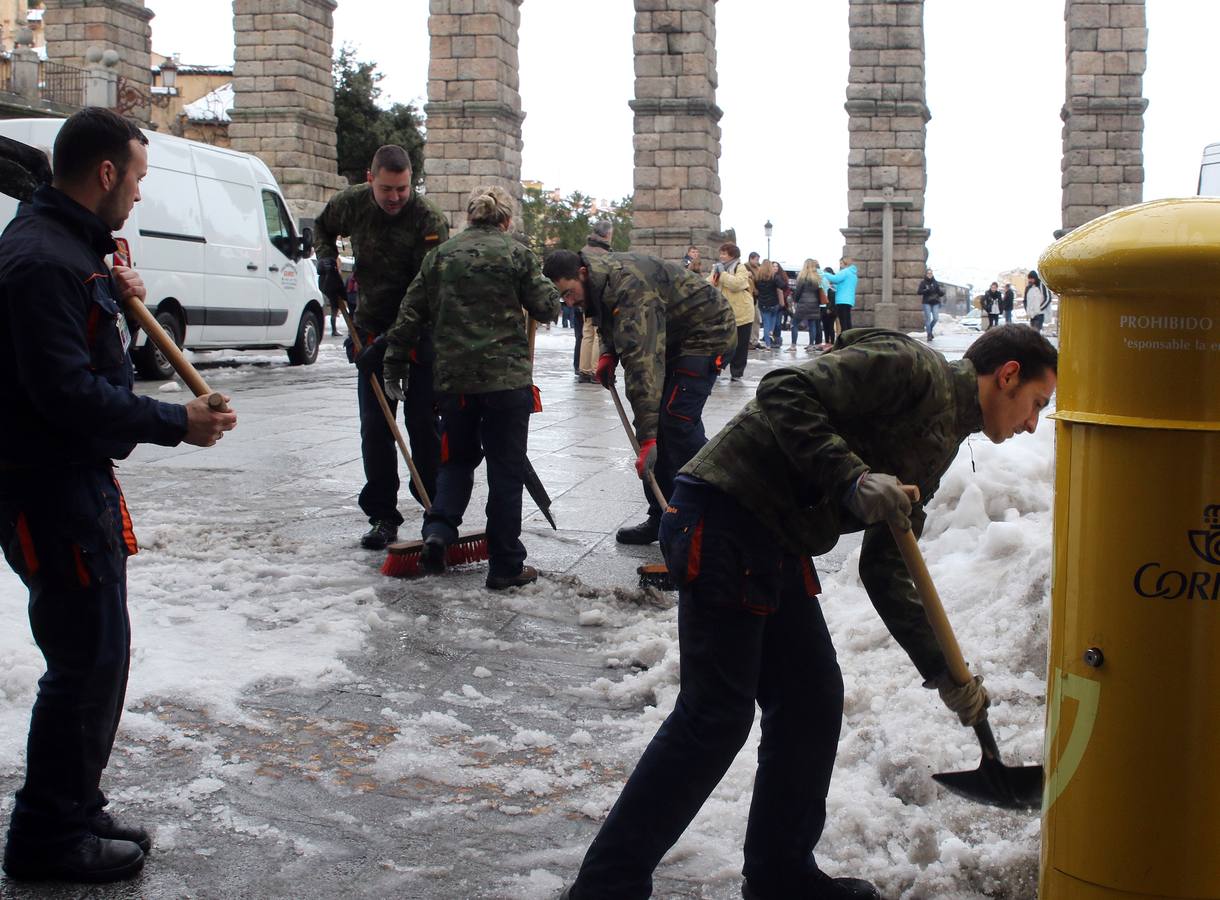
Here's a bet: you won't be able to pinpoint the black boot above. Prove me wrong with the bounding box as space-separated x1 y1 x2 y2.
89 810 151 854
616 513 660 545
742 871 881 900
3 834 144 883
421 534 447 574
486 565 538 591
360 521 398 550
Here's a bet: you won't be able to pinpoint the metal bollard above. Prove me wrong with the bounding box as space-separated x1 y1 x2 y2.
1038 198 1220 899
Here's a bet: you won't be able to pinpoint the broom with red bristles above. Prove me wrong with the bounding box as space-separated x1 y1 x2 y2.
331 299 489 577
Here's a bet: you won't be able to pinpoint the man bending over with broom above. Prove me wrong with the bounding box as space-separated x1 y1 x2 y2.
0 108 236 883
381 186 559 589
558 325 1057 900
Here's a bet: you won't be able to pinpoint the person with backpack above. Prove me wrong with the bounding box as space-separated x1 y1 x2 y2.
1025 270 1052 331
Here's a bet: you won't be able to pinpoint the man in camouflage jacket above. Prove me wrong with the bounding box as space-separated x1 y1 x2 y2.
563 325 1058 900
543 249 736 545
313 145 450 550
381 186 560 589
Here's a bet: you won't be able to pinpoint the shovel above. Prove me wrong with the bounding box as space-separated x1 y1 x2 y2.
887 502 1043 811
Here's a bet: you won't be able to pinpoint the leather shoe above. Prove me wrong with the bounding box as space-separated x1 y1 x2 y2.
616 514 660 545
89 810 151 854
2 834 144 883
486 565 538 590
421 534 447 574
360 521 398 550
742 872 880 900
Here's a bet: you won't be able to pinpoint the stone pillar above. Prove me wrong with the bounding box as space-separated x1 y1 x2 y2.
11 25 41 104
841 0 929 331
424 0 524 233
1060 0 1147 235
230 0 344 222
629 0 724 263
42 0 153 123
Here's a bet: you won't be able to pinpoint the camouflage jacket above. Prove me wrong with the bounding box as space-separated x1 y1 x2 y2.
583 251 736 441
384 224 561 394
312 184 449 334
682 328 985 679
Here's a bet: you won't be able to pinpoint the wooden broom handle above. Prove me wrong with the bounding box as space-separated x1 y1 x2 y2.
336 298 431 509
609 382 668 510
121 295 229 412
887 483 972 686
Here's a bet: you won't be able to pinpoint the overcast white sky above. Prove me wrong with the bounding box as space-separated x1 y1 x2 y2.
150 1 1219 289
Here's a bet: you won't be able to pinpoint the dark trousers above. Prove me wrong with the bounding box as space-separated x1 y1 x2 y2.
573 478 843 899
357 333 440 526
422 387 533 577
643 355 720 518
0 466 133 850
820 308 836 344
729 323 752 378
835 304 853 332
572 306 585 374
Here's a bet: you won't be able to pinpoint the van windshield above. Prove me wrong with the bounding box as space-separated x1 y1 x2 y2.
1199 145 1220 196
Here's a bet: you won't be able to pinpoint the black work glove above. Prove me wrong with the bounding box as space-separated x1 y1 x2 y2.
317 258 345 304
354 336 387 374
343 335 355 364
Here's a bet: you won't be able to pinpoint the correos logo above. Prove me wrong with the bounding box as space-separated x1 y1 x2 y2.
1133 505 1220 601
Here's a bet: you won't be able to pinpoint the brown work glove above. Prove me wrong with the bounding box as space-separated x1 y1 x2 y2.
929 672 990 727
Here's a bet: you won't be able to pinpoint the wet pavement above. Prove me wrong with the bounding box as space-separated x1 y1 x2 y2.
0 324 983 900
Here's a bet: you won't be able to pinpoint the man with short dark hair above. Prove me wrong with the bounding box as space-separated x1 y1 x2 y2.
561 324 1057 900
314 145 450 549
0 107 237 882
543 248 735 545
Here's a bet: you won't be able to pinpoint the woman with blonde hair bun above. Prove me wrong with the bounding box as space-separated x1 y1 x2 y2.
380 184 561 590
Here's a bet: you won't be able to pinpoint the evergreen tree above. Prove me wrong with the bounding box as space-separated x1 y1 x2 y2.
333 45 425 186
520 185 633 254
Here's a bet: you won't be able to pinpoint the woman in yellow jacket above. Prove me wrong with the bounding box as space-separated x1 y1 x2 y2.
710 241 756 382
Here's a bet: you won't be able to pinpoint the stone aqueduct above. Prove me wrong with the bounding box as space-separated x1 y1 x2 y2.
42 0 1147 328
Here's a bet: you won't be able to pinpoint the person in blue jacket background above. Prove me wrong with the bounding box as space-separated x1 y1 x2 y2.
0 108 236 884
823 256 859 332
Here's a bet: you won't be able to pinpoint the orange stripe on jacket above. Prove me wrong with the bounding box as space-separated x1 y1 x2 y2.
113 475 138 555
14 513 40 576
685 518 704 583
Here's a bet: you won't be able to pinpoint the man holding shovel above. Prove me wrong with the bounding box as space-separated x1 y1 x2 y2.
313 145 449 550
0 108 236 883
542 249 735 545
560 324 1057 900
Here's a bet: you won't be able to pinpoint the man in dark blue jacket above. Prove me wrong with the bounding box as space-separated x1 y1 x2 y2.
0 108 236 883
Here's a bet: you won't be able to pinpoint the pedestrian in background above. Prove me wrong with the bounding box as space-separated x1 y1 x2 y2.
712 241 755 381
755 260 784 350
0 107 237 883
773 263 791 347
916 267 945 341
746 251 762 349
1025 270 1051 332
574 221 613 382
819 265 838 349
823 256 858 333
788 258 826 352
983 282 1003 329
1001 282 1016 324
683 244 703 275
381 185 560 589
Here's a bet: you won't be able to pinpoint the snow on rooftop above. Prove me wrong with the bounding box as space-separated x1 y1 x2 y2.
181 81 233 123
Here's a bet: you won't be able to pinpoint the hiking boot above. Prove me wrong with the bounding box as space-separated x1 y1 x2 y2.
616 514 660 545
2 834 144 883
486 565 539 591
421 534 447 575
89 810 151 854
577 372 595 384
742 871 881 900
360 521 398 550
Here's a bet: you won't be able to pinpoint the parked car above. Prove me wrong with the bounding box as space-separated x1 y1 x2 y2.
0 118 326 379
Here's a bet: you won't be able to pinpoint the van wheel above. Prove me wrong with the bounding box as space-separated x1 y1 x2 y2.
134 310 181 380
287 309 321 366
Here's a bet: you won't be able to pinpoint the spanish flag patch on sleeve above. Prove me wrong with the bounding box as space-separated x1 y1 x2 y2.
424 234 440 245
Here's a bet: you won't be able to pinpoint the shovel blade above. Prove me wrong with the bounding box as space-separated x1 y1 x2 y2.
933 757 1044 811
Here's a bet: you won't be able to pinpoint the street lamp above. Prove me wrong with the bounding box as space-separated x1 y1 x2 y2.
764 219 773 260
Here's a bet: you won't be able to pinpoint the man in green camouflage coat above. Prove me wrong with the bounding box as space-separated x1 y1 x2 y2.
542 249 736 545
382 185 560 590
562 325 1058 900
313 145 450 550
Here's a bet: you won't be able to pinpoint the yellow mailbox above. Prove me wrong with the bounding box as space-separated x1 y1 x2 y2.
1038 198 1220 900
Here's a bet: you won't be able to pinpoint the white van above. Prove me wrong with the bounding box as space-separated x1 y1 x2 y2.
1199 143 1220 197
0 118 326 378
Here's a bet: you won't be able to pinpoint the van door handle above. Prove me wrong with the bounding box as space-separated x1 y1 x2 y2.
268 265 279 272
246 263 258 271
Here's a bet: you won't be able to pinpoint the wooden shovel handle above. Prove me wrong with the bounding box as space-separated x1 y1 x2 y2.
887 484 972 686
609 382 668 510
121 296 229 412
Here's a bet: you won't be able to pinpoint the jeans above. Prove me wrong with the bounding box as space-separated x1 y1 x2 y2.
1031 314 1045 332
571 477 843 899
356 330 441 525
760 306 782 348
423 387 534 578
1003 309 1013 325
1 466 133 850
791 317 820 346
571 306 584 373
643 355 720 517
922 302 939 338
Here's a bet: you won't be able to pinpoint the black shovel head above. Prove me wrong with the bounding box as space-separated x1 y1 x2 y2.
933 757 1043 811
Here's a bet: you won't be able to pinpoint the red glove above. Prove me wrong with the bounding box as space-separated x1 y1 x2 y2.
595 352 617 388
635 438 658 479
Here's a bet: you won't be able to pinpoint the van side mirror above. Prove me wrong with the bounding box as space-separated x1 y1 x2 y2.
298 227 314 260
